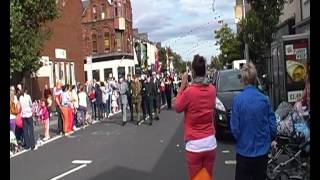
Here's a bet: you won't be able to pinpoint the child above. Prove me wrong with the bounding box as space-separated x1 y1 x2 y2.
111 90 119 113
39 98 50 141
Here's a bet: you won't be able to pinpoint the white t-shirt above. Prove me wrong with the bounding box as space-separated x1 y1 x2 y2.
19 94 33 118
78 92 87 108
185 135 217 153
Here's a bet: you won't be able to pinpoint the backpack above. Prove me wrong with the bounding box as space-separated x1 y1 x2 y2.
10 100 18 115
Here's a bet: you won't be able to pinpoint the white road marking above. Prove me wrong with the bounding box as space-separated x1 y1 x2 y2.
225 160 236 165
222 150 230 153
50 160 92 180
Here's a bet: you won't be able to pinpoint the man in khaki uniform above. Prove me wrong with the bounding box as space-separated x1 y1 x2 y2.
130 75 142 125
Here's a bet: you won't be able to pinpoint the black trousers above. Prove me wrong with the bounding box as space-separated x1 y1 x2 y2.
153 95 160 118
145 96 153 121
165 90 172 109
56 107 63 133
22 117 35 149
235 153 268 180
161 92 166 105
127 95 133 120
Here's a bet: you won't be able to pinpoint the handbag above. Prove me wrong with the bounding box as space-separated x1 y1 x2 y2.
16 113 23 128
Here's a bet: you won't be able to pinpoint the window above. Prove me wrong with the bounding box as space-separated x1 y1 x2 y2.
92 70 100 81
85 71 87 82
115 6 118 17
118 67 125 79
92 34 97 53
93 5 97 20
104 32 110 51
104 68 113 80
101 3 105 19
115 31 122 51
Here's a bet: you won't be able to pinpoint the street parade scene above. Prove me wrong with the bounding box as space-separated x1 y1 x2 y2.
10 0 310 180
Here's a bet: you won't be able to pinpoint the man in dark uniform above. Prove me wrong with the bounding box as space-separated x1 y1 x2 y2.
140 74 147 122
130 75 142 125
126 74 133 121
141 74 156 126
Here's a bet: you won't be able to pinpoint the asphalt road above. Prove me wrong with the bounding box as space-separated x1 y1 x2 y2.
10 108 236 180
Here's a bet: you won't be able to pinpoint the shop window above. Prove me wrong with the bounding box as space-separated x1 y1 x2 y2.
92 69 100 81
92 34 97 53
104 32 110 51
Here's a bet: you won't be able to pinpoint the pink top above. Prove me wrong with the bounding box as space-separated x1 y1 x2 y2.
40 106 49 121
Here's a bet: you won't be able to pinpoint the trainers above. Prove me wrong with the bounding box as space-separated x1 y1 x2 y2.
43 136 50 141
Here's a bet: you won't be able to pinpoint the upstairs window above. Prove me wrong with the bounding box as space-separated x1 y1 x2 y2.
101 3 105 19
104 32 110 51
92 34 97 53
93 5 97 20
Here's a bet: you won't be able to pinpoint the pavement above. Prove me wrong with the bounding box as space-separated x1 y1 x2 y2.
10 102 237 180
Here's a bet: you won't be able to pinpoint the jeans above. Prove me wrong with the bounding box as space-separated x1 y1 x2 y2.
22 117 36 149
56 107 63 134
78 107 87 125
91 101 97 119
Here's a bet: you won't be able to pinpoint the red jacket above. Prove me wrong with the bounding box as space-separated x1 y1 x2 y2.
175 83 216 141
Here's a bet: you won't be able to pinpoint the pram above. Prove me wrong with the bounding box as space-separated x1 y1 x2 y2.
10 131 20 156
267 102 310 180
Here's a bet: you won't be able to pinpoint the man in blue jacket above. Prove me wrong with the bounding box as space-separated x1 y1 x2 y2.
230 62 276 180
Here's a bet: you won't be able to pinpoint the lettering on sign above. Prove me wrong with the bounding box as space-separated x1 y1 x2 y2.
295 48 307 60
287 91 303 103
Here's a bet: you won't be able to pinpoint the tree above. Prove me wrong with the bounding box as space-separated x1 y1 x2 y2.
10 0 59 82
238 0 288 71
214 23 243 65
209 56 223 70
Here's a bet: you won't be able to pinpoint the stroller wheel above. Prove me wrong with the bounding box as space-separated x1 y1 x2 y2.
276 171 290 180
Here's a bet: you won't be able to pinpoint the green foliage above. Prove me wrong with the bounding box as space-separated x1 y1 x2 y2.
209 56 223 70
214 24 243 65
157 47 186 73
10 0 59 80
238 0 288 62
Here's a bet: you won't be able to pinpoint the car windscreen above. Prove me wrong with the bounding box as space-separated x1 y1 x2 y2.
218 71 244 92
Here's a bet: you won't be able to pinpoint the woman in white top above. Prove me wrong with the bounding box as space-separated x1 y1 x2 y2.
78 85 88 126
100 82 108 118
19 88 37 150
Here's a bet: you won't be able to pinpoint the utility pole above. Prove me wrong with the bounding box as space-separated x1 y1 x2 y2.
243 0 250 63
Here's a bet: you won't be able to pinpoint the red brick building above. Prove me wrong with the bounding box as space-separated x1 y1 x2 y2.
81 0 134 81
30 0 85 100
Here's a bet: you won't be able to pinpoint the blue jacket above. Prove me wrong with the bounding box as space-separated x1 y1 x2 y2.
230 85 276 157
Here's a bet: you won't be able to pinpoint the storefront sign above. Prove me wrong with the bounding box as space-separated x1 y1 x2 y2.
55 49 67 59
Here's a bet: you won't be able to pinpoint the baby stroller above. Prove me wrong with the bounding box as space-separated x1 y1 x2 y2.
267 102 310 180
10 131 19 156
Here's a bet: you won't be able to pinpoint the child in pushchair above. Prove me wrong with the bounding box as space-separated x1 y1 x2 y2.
10 131 19 156
267 102 310 180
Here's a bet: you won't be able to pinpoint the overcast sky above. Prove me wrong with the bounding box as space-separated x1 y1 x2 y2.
132 0 237 61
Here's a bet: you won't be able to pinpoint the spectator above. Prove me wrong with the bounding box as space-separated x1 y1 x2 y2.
54 82 63 135
175 55 217 180
160 78 166 106
78 85 88 126
94 82 103 121
111 89 119 113
71 85 79 128
19 87 37 150
88 88 97 120
60 85 73 135
39 98 50 141
230 62 276 180
100 82 108 119
43 84 52 99
10 87 19 133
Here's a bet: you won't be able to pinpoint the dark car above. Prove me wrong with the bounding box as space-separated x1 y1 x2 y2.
212 69 265 136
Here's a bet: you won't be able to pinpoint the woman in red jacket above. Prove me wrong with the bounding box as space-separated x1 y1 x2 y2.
175 54 217 180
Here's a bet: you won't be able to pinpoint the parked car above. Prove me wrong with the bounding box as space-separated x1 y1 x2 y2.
213 69 265 137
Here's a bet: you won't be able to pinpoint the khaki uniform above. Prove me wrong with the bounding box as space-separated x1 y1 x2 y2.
130 81 142 122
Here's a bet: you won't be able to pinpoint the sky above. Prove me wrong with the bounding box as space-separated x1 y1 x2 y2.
131 0 237 61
